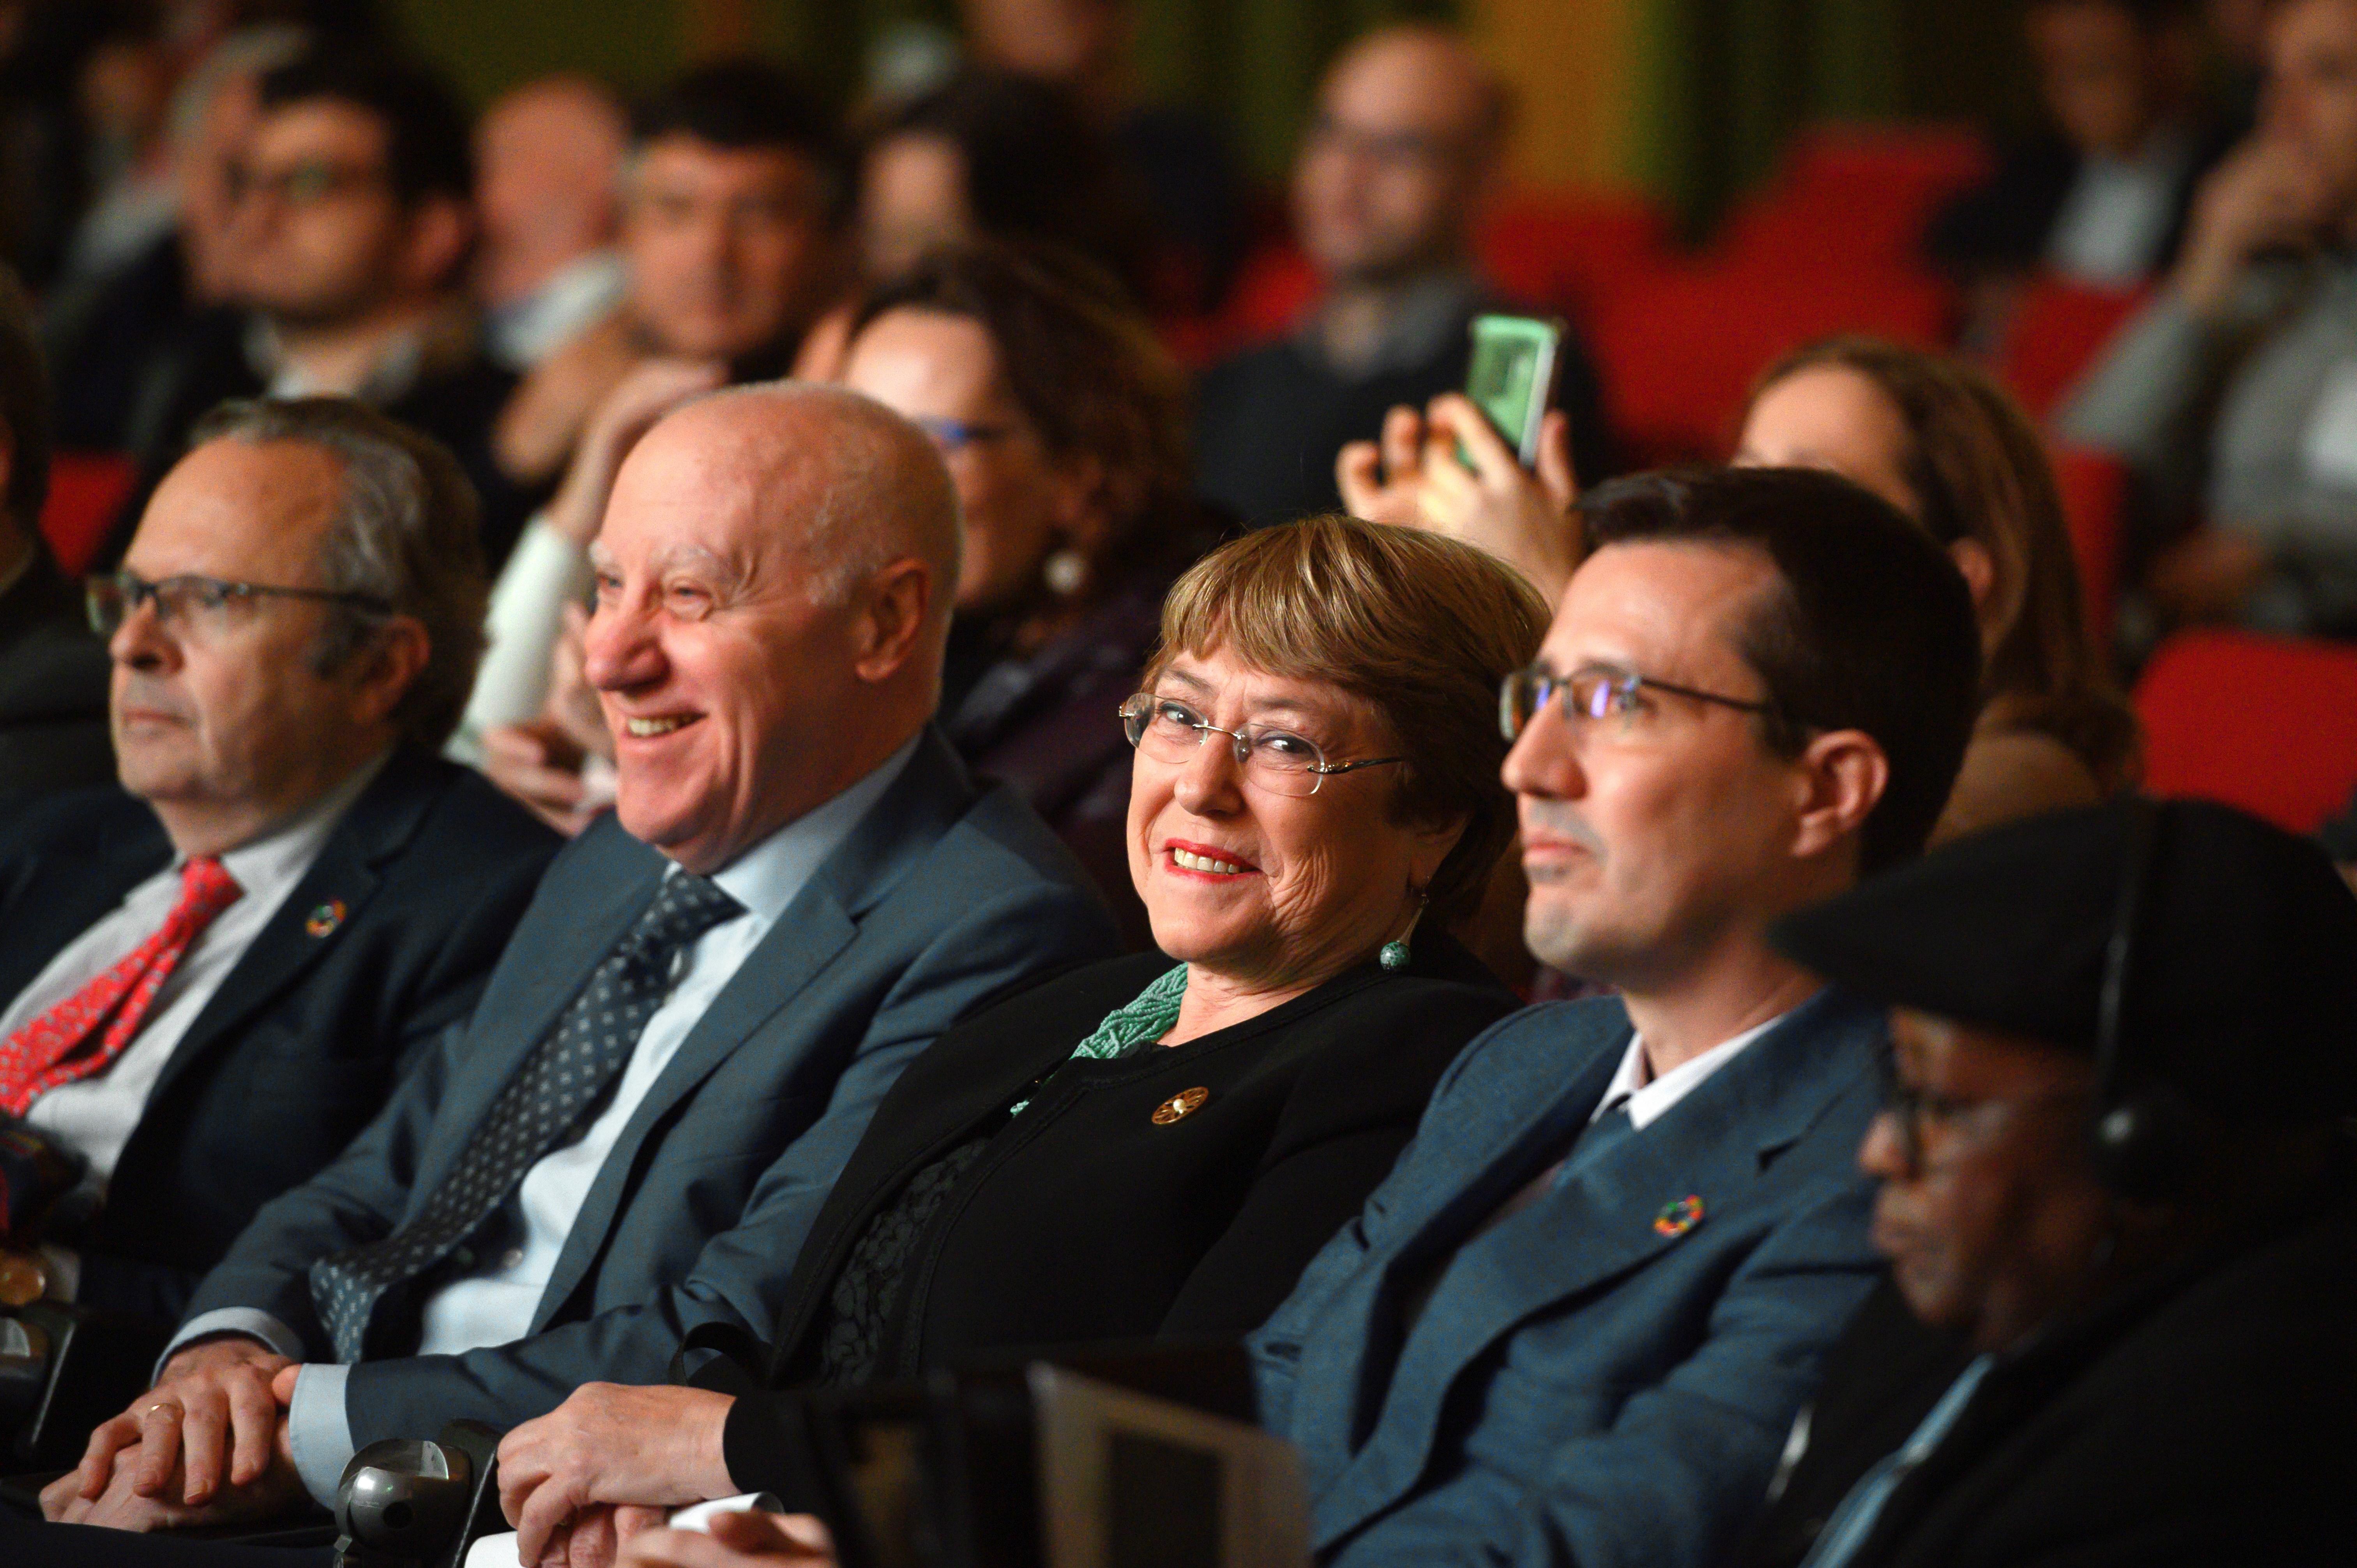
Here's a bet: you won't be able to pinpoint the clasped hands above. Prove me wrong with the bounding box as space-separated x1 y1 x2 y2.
41 1336 306 1531
496 1382 835 1568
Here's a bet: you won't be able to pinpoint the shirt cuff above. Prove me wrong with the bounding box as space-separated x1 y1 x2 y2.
286 1362 357 1509
157 1307 307 1379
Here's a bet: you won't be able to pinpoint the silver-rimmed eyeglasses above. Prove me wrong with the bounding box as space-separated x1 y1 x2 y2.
87 571 393 640
1498 662 1778 742
1119 693 1406 798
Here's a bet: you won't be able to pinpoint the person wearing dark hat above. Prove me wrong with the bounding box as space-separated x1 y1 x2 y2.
1744 796 2357 1568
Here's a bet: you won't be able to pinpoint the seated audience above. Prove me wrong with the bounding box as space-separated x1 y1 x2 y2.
1928 0 2223 291
0 398 557 1321
958 0 1246 312
461 63 853 754
1249 469 1980 1568
857 69 1155 309
2060 0 2357 636
1738 339 2141 838
1346 339 2135 842
486 240 1209 939
25 386 1114 1542
0 262 113 806
104 45 537 569
473 76 629 374
1744 798 2357 1565
40 25 309 453
479 513 1542 1564
1194 23 1606 528
490 60 850 491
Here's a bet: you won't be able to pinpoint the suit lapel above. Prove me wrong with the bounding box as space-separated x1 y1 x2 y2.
150 752 436 1104
527 729 978 1326
0 805 168 1007
1316 991 1880 1538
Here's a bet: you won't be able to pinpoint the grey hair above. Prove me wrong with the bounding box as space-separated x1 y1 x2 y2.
189 397 489 748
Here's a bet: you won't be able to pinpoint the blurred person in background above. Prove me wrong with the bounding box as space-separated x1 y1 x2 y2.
481 241 1207 950
460 62 853 764
855 69 1154 311
1928 0 2226 300
102 44 537 568
2062 0 2357 638
1194 23 1605 529
1346 339 2140 844
0 262 114 805
472 75 628 375
958 0 1244 313
491 60 850 491
42 24 310 453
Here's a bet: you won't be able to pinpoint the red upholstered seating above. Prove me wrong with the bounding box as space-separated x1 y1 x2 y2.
1992 275 2151 419
39 453 136 578
2134 630 2357 831
2049 445 2128 640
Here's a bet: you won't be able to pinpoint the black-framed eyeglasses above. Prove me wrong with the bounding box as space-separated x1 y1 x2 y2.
1873 1051 2087 1174
87 572 393 639
909 414 1018 456
1119 693 1406 798
1498 661 1779 742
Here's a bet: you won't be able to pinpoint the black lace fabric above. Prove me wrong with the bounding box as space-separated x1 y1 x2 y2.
814 1136 995 1387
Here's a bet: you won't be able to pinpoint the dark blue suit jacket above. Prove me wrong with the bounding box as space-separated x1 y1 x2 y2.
1251 990 1887 1568
181 726 1118 1451
0 747 559 1319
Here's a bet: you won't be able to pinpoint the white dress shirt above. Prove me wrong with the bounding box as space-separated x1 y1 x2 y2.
1591 1010 1789 1130
2 758 388 1195
167 735 920 1505
485 250 626 370
2045 132 2193 287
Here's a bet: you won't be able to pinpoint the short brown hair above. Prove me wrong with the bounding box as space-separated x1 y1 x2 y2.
191 398 489 749
1582 467 1984 874
1145 515 1549 924
1751 337 2141 791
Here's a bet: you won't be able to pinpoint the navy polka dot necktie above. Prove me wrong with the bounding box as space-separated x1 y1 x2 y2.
309 872 744 1362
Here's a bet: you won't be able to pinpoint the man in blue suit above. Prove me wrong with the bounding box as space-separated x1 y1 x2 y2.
1251 468 1985 1568
33 383 1116 1538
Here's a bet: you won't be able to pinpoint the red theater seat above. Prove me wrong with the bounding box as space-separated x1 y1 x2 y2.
1993 275 2150 418
2134 630 2357 831
40 453 136 578
1478 191 1673 325
2050 445 2127 639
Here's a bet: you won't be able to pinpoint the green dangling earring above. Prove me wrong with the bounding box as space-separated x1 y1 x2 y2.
1380 889 1429 972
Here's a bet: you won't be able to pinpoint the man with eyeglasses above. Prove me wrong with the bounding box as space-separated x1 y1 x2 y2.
1741 798 2357 1567
1246 468 1984 1568
103 46 536 574
0 399 558 1325
1193 22 1606 529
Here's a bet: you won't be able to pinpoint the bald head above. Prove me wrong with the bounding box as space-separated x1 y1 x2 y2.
477 76 629 306
586 382 962 871
1295 24 1512 283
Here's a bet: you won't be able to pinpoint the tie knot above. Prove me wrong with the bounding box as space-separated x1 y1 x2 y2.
175 856 244 923
619 871 744 969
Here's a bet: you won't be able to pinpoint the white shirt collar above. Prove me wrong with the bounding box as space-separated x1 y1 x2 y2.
1594 1004 1802 1131
205 748 392 895
675 732 924 929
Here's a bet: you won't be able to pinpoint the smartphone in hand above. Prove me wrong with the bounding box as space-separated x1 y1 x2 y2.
1464 314 1566 465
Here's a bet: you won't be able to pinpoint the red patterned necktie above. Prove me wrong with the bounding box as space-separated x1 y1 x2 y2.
0 856 243 1116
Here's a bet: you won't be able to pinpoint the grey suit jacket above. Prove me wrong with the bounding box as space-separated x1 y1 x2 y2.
179 727 1117 1448
1250 990 1887 1568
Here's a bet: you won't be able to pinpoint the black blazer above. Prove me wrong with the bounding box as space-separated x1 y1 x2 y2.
0 746 559 1320
1740 1204 2357 1568
717 936 1517 1494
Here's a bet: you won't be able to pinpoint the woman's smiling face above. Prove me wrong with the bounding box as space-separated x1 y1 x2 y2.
1126 644 1461 992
